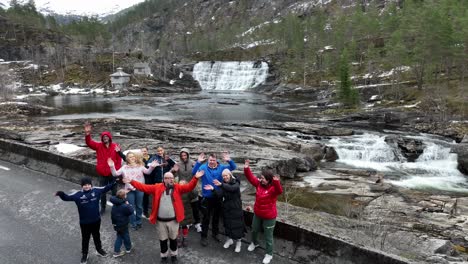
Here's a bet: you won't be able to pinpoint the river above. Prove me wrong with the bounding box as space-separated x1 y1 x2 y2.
41 91 468 194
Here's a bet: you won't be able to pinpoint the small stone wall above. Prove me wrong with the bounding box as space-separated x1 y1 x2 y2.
0 138 408 264
0 139 99 185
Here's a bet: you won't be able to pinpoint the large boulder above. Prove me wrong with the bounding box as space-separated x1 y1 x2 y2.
323 146 339 162
299 143 324 161
452 144 468 175
385 135 425 162
261 157 318 179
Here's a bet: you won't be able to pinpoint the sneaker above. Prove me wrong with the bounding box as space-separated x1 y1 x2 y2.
200 237 208 247
223 238 234 249
247 242 259 252
142 213 149 219
96 248 107 257
171 255 178 264
263 254 273 264
212 234 221 242
113 251 125 258
194 223 202 233
125 248 132 254
80 253 88 264
235 240 242 253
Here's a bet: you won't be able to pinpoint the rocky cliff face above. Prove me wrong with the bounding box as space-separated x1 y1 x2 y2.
111 0 399 58
0 15 72 63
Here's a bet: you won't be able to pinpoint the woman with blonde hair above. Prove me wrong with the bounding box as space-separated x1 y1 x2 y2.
108 152 158 230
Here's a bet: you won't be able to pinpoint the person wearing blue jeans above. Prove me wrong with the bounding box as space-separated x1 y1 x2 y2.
127 189 144 229
111 190 134 257
108 152 158 230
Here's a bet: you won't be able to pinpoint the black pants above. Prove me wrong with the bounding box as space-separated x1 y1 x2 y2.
200 196 222 238
80 220 102 254
99 176 116 210
142 174 156 215
191 200 200 224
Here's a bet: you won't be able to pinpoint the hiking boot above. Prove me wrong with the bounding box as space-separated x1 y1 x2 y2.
235 240 242 253
223 238 233 249
171 255 178 264
80 253 88 264
200 237 208 247
247 242 259 252
96 248 107 257
113 251 125 258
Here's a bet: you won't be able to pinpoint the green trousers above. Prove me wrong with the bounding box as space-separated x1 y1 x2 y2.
251 214 276 255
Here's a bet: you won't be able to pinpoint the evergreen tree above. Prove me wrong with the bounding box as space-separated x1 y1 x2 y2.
338 49 359 108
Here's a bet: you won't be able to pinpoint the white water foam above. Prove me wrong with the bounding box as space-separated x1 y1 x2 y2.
193 61 268 90
327 134 468 193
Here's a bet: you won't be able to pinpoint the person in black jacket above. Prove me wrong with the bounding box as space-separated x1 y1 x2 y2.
55 177 114 264
111 189 134 258
204 169 244 253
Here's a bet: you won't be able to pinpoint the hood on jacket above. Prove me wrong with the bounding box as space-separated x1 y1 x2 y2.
179 148 190 160
100 131 113 143
110 196 126 206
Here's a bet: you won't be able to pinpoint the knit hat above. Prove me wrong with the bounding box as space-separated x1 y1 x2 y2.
80 177 93 186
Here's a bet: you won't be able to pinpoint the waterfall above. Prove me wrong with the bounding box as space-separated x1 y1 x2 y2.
327 133 467 192
192 61 269 90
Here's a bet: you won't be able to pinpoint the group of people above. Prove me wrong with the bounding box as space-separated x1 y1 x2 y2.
55 123 283 264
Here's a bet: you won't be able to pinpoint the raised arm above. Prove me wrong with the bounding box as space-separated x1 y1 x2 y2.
222 151 237 171
142 160 159 175
128 179 156 194
272 175 283 195
191 153 206 175
108 158 123 176
115 145 126 162
243 160 259 187
55 191 77 202
179 170 204 194
84 122 99 150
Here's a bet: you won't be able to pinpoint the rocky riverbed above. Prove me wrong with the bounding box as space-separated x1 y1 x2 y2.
0 108 467 263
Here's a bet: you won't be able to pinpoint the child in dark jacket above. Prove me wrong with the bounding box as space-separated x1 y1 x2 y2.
111 189 134 257
55 177 114 264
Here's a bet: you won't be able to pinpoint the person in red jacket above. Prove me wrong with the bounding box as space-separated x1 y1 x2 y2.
243 159 283 264
123 170 205 264
84 122 122 214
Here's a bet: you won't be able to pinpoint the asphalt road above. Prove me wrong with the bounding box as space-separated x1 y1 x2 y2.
0 160 300 264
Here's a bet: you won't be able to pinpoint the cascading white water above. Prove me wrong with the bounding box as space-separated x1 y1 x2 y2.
192 61 269 90
327 133 467 193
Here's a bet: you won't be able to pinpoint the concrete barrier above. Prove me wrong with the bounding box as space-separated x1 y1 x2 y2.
0 138 409 264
